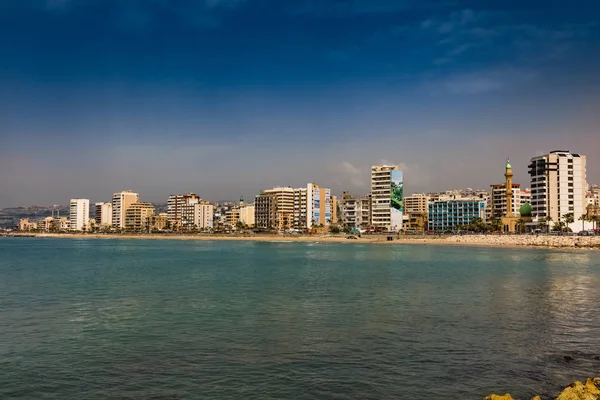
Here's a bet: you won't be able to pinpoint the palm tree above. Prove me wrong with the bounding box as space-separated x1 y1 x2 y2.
579 214 589 231
516 218 526 234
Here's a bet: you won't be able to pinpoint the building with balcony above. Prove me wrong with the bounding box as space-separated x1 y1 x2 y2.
255 187 295 230
239 204 255 227
112 191 140 229
69 198 90 231
528 150 587 231
124 202 155 232
404 194 430 215
371 165 403 231
428 199 487 231
95 202 112 227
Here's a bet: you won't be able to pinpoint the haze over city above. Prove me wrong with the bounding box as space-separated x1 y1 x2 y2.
1 0 599 207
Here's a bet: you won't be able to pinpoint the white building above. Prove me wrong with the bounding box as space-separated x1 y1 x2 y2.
528 150 587 231
69 198 90 231
95 202 112 227
112 191 140 229
193 202 214 230
239 204 255 227
371 165 403 231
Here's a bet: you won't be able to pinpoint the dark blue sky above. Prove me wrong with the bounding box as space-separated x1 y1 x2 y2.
1 0 599 206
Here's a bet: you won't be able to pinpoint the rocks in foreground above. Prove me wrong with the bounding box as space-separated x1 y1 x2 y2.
484 378 600 400
445 234 600 249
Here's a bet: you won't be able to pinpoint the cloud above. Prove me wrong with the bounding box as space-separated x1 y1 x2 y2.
427 68 536 95
332 161 365 187
420 8 483 34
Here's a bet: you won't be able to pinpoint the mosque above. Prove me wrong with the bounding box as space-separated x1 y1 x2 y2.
500 160 532 233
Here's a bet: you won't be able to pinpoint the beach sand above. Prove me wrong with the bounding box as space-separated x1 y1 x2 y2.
12 232 600 250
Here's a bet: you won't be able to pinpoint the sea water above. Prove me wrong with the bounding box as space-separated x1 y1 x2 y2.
1 238 599 399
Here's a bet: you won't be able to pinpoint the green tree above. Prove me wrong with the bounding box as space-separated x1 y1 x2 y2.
329 225 341 234
516 218 526 234
563 212 574 227
579 214 589 231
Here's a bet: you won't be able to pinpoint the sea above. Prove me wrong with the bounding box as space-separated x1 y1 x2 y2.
1 237 599 399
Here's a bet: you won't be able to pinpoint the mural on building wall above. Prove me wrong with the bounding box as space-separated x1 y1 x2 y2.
391 170 403 231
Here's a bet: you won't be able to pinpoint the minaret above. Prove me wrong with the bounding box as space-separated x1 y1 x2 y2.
505 159 513 217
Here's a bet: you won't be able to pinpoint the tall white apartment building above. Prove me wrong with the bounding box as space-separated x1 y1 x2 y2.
95 202 112 227
528 150 587 231
192 202 214 229
112 191 140 229
371 165 403 231
69 198 90 231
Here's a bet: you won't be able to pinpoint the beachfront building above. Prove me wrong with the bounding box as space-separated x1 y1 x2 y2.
305 183 332 228
404 194 430 215
149 213 169 231
19 218 37 231
225 208 240 229
528 150 587 231
124 202 155 232
339 192 371 229
95 202 112 227
193 202 214 230
112 191 140 229
428 199 487 232
239 204 255 227
371 165 403 232
255 187 295 230
69 198 90 231
168 193 199 225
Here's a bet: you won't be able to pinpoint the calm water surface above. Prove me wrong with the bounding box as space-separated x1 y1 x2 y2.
1 238 599 399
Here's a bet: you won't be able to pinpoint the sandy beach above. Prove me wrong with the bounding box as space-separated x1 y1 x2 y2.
8 232 600 249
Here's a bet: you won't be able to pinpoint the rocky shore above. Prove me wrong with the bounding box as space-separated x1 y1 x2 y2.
443 234 600 249
484 377 600 399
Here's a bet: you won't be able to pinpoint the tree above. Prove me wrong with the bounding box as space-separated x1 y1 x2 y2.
235 221 245 231
489 218 503 232
516 219 526 234
579 214 589 231
563 212 574 227
329 225 341 234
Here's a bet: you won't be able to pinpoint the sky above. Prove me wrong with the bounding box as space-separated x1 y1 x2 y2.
1 0 599 207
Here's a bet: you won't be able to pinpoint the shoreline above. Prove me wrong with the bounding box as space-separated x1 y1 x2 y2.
4 232 600 250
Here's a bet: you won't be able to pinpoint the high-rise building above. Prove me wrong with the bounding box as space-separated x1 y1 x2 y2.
69 198 90 231
371 165 403 231
124 202 155 232
95 202 112 227
168 194 199 223
306 183 332 228
192 202 214 230
528 150 587 231
112 191 140 229
255 187 295 230
339 192 371 229
489 183 522 218
330 195 338 225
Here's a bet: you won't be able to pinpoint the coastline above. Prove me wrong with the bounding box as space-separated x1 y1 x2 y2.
5 232 600 250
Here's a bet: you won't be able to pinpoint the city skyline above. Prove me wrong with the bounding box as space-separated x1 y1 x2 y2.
1 0 600 207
